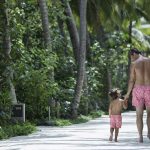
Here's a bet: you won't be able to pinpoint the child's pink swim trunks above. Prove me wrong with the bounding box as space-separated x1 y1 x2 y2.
132 85 150 107
110 115 122 128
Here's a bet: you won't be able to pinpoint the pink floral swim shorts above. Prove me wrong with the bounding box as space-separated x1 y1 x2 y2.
110 115 122 128
132 85 150 107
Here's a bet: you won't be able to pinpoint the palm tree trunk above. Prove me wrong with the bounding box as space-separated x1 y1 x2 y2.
38 0 51 48
3 3 11 58
61 0 79 62
1 0 17 104
71 0 87 119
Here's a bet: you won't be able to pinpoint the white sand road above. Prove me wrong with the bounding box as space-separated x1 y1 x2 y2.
0 111 150 150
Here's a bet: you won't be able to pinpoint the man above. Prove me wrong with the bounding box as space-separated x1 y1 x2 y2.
124 48 150 143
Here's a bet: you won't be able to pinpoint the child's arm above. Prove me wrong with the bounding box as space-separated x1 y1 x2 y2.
119 98 128 109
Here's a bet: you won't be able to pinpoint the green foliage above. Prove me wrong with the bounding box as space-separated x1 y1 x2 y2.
16 69 58 120
0 127 7 140
89 110 104 118
0 89 11 126
0 0 150 125
53 115 91 126
0 122 36 140
72 115 91 124
54 119 72 126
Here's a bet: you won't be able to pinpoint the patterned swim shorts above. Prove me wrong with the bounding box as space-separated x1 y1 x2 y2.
110 115 122 128
132 85 150 107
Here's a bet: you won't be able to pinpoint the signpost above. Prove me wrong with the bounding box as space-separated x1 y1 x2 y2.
11 103 25 122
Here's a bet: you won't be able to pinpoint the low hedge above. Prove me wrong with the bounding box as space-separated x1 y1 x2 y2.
0 122 36 140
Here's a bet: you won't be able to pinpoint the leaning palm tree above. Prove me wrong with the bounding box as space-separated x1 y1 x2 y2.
61 0 79 62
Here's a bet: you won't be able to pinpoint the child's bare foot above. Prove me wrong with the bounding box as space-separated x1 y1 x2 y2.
109 135 113 141
139 136 143 143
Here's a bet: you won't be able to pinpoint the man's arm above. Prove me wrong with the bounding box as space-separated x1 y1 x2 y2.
109 103 112 118
125 63 136 100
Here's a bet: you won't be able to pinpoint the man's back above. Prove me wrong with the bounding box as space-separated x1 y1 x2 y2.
134 56 150 85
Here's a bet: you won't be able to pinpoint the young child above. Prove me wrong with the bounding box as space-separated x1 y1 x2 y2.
108 88 128 142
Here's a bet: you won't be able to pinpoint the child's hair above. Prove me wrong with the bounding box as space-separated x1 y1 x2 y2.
130 48 141 55
109 88 121 100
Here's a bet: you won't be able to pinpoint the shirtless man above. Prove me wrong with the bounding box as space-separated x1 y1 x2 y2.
124 48 150 143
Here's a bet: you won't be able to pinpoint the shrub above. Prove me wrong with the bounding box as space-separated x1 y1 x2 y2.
0 127 8 140
54 119 72 126
0 122 36 140
90 110 104 118
72 115 91 124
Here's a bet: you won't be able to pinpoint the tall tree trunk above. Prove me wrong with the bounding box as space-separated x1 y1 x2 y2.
61 0 79 62
38 0 51 49
0 0 17 104
71 0 87 119
82 72 89 115
82 29 90 115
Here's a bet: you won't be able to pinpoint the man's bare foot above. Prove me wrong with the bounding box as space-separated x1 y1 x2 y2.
139 136 143 143
109 135 113 141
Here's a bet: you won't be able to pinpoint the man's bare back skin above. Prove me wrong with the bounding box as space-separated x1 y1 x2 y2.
133 56 150 86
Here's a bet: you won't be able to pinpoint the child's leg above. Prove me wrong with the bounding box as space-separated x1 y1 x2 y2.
114 128 119 142
109 128 114 141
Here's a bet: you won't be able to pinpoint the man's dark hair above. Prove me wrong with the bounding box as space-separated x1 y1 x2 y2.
109 88 120 100
130 48 141 55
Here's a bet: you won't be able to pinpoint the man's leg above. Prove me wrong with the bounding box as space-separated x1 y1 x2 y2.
146 106 150 139
136 107 144 142
114 128 119 142
109 128 114 141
